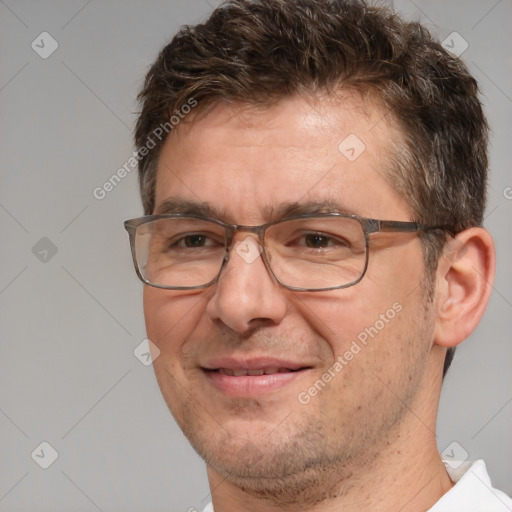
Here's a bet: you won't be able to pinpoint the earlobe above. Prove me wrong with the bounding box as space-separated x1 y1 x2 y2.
433 227 495 348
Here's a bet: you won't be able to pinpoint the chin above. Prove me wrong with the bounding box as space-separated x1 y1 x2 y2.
207 447 353 507
182 415 361 507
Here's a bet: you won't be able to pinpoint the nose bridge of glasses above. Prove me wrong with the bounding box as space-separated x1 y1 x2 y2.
221 224 270 275
226 223 266 247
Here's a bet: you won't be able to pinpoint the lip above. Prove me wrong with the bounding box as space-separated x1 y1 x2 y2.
201 357 312 397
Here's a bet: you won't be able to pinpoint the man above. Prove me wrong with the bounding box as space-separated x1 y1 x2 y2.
124 0 512 510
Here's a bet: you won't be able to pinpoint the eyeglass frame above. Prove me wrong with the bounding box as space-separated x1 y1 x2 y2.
124 213 446 292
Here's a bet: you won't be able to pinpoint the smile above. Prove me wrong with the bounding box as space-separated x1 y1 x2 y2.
215 367 302 376
201 360 311 397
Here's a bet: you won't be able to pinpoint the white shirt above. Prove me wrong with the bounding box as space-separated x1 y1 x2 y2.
428 459 512 511
202 460 512 512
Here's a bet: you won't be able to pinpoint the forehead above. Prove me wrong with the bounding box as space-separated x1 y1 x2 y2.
154 92 411 222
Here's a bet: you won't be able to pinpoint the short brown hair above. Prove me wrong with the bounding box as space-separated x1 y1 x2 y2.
134 0 489 376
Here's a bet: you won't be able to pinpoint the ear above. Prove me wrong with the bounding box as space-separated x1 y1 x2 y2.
433 227 495 348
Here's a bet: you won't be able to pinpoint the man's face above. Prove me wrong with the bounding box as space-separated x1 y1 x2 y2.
144 93 436 498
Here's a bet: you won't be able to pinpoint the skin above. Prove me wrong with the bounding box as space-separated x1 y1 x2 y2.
143 92 495 512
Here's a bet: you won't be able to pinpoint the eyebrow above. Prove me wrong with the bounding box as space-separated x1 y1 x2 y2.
267 200 355 219
155 197 226 218
153 197 356 223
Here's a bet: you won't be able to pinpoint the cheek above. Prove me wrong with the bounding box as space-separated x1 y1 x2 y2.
369 240 426 292
292 288 395 358
292 272 424 380
143 287 208 356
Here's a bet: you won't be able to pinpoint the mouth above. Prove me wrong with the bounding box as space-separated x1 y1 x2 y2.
208 367 305 376
201 359 312 397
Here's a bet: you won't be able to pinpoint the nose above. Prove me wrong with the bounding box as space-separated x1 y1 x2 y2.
206 236 288 334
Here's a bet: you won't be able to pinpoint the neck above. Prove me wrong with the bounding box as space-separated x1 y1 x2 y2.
207 352 454 512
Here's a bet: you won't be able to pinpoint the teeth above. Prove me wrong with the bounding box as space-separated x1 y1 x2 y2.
218 367 293 376
247 369 265 376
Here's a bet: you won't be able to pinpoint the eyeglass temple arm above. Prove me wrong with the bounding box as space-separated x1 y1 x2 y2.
364 219 441 234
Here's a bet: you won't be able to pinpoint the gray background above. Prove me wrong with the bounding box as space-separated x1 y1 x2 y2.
0 0 510 510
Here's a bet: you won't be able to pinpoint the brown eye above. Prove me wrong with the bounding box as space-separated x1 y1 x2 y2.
179 234 210 247
304 233 332 248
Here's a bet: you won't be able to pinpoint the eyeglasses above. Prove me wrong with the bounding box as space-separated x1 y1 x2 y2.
124 213 441 292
